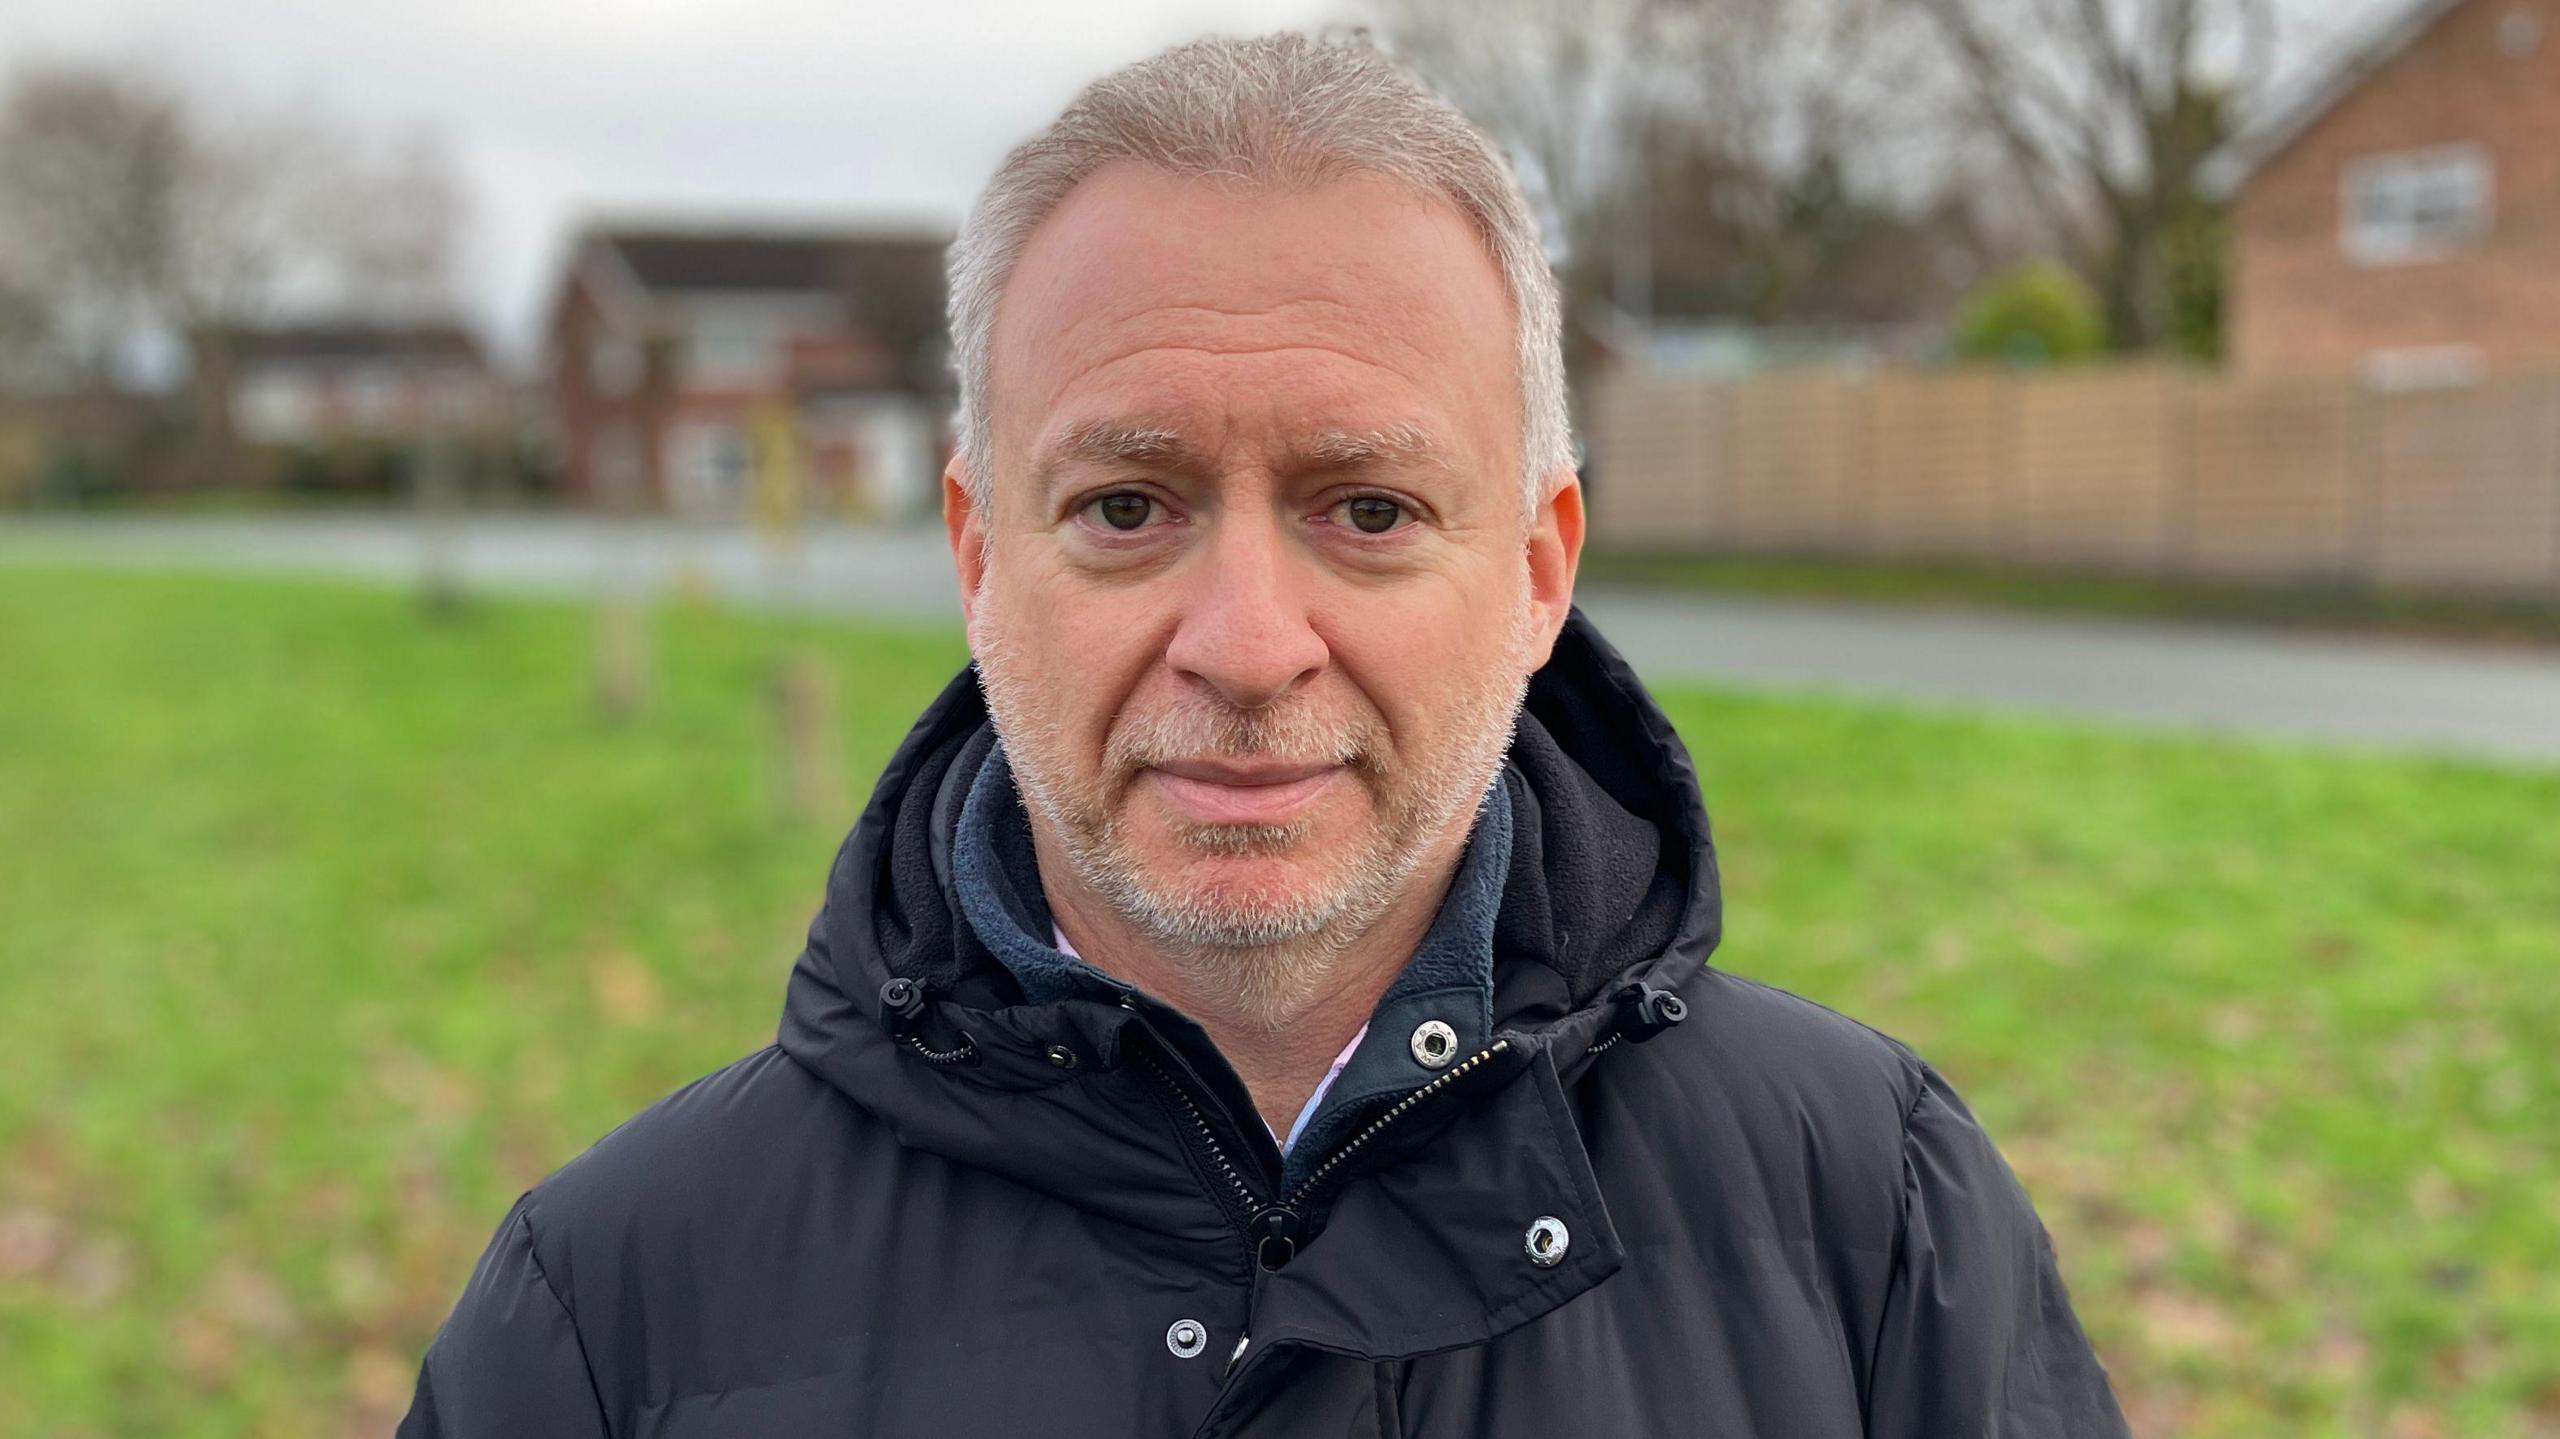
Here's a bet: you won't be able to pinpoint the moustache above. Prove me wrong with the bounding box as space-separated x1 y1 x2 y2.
1103 694 1385 778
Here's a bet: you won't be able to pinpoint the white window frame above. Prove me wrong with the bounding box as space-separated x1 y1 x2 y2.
2341 143 2494 266
2360 344 2486 393
234 372 315 444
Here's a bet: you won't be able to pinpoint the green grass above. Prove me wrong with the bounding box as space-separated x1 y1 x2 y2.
1 567 2554 1437
1585 548 2560 649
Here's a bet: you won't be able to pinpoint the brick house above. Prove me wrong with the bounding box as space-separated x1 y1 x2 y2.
218 323 499 447
547 223 949 515
2216 0 2560 381
194 322 514 494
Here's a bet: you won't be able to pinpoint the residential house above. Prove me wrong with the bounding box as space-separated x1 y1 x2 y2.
2214 0 2560 382
217 322 499 447
547 222 949 516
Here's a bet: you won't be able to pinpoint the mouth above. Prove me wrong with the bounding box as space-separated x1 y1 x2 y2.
1142 758 1348 828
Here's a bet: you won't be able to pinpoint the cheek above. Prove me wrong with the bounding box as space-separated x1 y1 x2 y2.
1318 574 1520 752
978 548 1160 754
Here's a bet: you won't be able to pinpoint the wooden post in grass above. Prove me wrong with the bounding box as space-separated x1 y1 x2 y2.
751 397 843 823
415 429 465 617
768 652 846 825
750 398 806 589
594 590 650 724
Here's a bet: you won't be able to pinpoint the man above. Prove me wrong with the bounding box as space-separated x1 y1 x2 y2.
403 32 2129 1437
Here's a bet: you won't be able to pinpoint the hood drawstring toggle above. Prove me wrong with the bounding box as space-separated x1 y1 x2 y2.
879 977 981 1066
1589 981 1690 1058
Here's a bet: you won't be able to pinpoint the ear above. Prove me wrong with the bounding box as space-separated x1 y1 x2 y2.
943 457 987 631
1524 467 1584 668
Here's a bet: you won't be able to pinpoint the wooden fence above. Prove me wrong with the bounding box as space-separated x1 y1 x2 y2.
1589 365 2560 594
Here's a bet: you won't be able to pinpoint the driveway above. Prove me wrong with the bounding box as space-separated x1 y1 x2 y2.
9 511 2559 764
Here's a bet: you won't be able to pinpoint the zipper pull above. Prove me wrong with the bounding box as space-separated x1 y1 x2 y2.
1249 1206 1304 1271
1225 1333 1251 1377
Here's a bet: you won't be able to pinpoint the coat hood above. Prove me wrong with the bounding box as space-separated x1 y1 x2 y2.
776 607 1720 1240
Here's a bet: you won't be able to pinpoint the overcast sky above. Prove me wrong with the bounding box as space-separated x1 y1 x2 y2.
0 0 1345 359
3 0 2407 367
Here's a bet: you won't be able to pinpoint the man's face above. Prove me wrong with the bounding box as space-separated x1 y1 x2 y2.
951 164 1581 1005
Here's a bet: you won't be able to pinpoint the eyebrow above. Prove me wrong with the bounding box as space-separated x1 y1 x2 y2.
1031 418 1454 491
1034 421 1206 487
1289 422 1451 475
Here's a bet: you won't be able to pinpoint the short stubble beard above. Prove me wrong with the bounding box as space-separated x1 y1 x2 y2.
971 586 1541 1032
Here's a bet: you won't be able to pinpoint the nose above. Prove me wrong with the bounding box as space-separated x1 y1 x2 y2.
1162 507 1328 710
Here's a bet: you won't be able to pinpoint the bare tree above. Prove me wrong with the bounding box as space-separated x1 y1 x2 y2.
1631 0 1996 318
1646 0 1943 195
1365 0 1994 374
0 61 467 490
0 270 46 389
1900 0 2356 351
295 128 469 324
0 62 465 379
0 68 197 389
1356 0 1674 261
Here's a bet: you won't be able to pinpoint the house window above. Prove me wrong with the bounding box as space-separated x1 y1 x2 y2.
673 420 752 514
683 314 788 385
2342 145 2492 265
2361 344 2485 392
595 422 649 510
235 373 314 444
590 336 644 398
345 369 400 431
2500 10 2543 59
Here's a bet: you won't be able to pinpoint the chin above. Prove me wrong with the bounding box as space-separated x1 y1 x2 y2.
1129 850 1362 938
1161 848 1336 904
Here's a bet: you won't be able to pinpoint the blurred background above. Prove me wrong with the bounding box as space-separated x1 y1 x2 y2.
1 0 2556 1434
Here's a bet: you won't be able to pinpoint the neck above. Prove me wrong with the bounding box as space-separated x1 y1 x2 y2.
1036 826 1470 1138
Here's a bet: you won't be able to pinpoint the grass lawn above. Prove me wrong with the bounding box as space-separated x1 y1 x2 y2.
1583 548 2560 650
1 566 2554 1437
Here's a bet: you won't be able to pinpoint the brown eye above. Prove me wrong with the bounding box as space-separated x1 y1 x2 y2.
1343 497 1405 534
1090 493 1155 531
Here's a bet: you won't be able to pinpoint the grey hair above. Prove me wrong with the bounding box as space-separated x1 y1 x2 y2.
944 31 1573 512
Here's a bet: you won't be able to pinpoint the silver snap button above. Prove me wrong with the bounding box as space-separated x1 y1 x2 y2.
1524 1215 1570 1267
1165 1318 1208 1358
1409 1019 1458 1069
1044 1044 1079 1070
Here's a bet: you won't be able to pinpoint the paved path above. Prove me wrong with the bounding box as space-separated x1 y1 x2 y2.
0 511 968 622
9 512 2559 764
1574 589 2560 764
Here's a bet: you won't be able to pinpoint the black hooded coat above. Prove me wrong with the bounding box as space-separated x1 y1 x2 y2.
399 612 2131 1437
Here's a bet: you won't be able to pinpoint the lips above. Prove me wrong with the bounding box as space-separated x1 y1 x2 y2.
1143 758 1347 827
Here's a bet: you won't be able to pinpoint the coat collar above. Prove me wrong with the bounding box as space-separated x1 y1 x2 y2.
775 607 1719 1357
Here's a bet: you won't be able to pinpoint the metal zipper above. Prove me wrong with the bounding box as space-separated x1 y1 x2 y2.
1125 982 1681 1265
1129 1019 1514 1271
1279 1040 1510 1216
1126 1036 1265 1236
898 1032 979 1065
1184 1038 1523 1393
